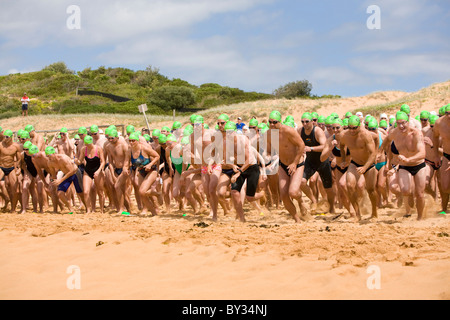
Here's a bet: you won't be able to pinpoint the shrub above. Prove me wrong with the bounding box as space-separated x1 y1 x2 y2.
149 86 196 111
273 80 312 99
42 61 74 74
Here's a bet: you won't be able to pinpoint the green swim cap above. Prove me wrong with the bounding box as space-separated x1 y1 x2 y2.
0 126 2 132
129 132 139 141
29 145 39 155
415 115 420 121
181 136 190 145
224 121 237 131
420 111 430 120
342 118 349 126
78 127 87 135
269 110 282 122
257 123 267 130
159 134 167 144
189 114 198 123
24 124 34 132
74 134 80 140
193 116 204 124
325 116 334 125
84 136 93 145
284 121 295 128
429 114 439 125
126 125 135 134
389 117 395 126
446 104 450 112
317 115 326 124
396 111 409 121
345 112 352 118
143 134 151 142
364 115 374 124
330 112 339 119
110 129 118 138
182 128 193 137
152 129 161 137
218 114 229 122
249 118 259 127
90 125 99 133
3 130 13 137
19 131 30 139
311 112 319 119
60 127 68 133
104 128 112 136
348 115 361 127
45 146 56 156
379 120 388 128
301 113 312 120
368 119 378 129
260 126 269 134
172 121 182 130
23 141 33 149
258 122 267 130
161 126 171 132
284 115 294 122
333 118 343 126
166 134 177 142
400 104 410 114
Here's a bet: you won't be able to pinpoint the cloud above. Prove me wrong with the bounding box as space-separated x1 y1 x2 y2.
98 32 299 93
352 53 450 78
309 66 367 86
0 0 269 48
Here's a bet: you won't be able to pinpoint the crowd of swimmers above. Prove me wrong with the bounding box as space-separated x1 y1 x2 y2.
0 102 449 223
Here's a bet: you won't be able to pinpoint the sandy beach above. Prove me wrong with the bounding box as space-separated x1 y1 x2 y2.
1 194 449 300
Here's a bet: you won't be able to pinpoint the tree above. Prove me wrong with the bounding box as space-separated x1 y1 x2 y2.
273 80 312 99
42 61 74 74
134 65 168 88
149 86 195 111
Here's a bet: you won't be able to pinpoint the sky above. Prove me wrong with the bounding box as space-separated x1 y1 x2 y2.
0 0 449 97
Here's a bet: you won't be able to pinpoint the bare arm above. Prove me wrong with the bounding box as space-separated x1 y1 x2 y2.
340 133 348 164
123 145 131 172
97 147 105 172
320 137 333 162
432 121 442 165
362 132 377 172
288 127 305 166
74 146 85 166
143 144 160 169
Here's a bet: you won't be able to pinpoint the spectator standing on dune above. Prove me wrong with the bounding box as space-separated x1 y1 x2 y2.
21 93 30 117
236 117 245 131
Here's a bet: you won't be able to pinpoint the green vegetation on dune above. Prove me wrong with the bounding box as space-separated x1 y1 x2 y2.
0 62 273 119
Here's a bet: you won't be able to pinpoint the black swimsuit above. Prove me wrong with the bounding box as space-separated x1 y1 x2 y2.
84 147 101 179
351 160 375 172
279 161 305 177
399 162 426 176
24 153 38 177
301 127 333 188
391 142 399 155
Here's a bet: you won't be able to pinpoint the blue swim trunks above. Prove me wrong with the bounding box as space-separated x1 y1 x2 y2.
57 174 83 193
